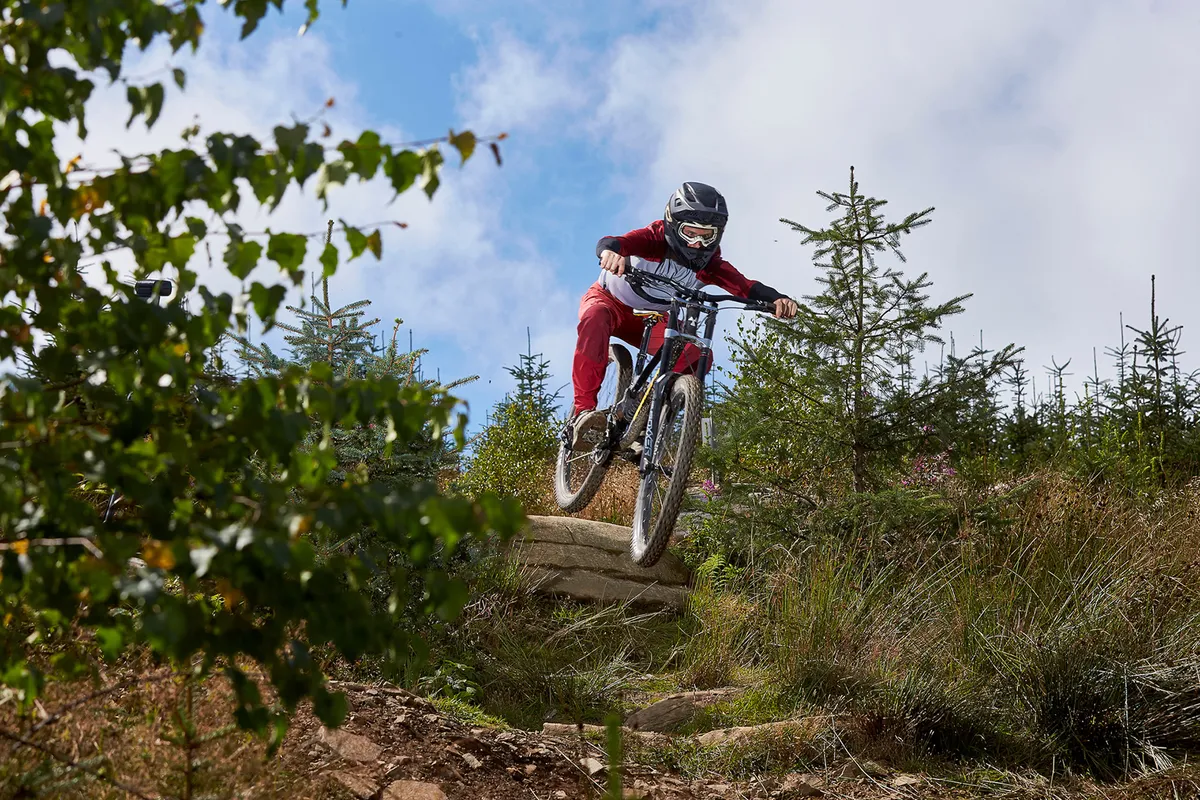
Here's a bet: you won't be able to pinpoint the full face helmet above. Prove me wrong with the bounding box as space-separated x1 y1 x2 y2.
664 181 728 269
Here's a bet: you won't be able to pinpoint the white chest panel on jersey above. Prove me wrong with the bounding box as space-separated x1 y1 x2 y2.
597 255 702 311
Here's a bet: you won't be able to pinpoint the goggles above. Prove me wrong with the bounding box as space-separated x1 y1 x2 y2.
676 221 721 247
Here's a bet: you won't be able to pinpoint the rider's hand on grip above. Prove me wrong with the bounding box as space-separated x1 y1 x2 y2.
773 297 798 319
599 249 627 276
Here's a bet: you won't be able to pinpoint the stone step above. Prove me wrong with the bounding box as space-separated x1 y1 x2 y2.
508 516 692 610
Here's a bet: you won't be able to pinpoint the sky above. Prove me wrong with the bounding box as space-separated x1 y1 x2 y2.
54 0 1200 433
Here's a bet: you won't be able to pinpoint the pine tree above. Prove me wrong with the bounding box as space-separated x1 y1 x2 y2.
722 166 1020 494
457 332 560 512
502 327 562 420
929 332 1006 479
1122 274 1195 484
280 277 379 379
233 223 379 379
230 220 478 487
1000 358 1043 471
1044 356 1073 458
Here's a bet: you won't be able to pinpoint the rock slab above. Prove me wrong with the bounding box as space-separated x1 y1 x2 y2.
511 516 691 609
317 726 382 763
774 772 824 798
327 770 378 798
625 688 740 732
381 781 448 800
695 717 821 748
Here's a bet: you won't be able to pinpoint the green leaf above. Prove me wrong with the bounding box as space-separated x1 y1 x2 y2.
96 627 125 661
342 223 368 260
320 242 338 278
448 129 476 164
309 361 334 385
366 230 382 260
313 687 349 728
422 148 445 199
274 123 310 162
236 0 271 39
341 130 384 180
267 232 307 274
385 150 421 197
173 68 186 90
250 281 287 323
126 83 167 129
294 142 325 187
299 0 321 36
50 651 90 681
225 238 264 280
165 233 197 268
266 712 291 757
124 85 145 129
315 161 349 207
435 578 469 622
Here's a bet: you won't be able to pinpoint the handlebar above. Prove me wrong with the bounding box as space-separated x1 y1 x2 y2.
620 264 778 314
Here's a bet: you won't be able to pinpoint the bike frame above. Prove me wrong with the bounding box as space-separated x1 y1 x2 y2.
596 266 771 477
620 296 719 476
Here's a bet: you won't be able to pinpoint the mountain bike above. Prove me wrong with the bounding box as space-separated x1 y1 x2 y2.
554 262 776 567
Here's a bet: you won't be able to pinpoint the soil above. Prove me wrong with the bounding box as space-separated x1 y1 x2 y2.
283 683 1000 800
5 670 1200 800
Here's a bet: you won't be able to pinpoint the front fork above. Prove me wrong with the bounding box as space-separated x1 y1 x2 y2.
638 302 716 476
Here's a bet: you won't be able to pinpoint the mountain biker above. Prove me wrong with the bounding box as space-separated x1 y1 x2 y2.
569 181 798 449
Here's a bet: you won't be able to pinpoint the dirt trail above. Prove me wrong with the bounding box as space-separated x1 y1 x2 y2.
288 682 985 800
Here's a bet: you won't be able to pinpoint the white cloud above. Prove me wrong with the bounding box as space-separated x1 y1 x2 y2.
37 17 578 417
454 30 582 134
588 0 1200 398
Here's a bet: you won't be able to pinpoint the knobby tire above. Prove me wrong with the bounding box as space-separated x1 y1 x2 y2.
554 345 632 512
629 373 702 567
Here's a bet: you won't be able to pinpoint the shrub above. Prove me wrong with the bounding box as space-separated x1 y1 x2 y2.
458 396 558 514
0 0 519 748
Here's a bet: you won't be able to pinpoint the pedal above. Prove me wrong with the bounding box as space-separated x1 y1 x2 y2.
619 442 644 464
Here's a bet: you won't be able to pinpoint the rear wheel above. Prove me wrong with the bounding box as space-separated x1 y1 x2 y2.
629 374 702 567
554 344 632 512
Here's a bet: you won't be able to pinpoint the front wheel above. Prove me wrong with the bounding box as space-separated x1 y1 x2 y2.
554 344 632 512
629 374 702 567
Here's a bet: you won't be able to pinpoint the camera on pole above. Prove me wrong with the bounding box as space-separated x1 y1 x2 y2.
134 279 174 305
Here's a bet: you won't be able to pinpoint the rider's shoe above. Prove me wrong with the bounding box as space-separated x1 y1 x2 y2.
570 409 607 451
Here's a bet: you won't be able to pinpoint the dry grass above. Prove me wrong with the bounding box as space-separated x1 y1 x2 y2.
575 460 642 526
11 472 1200 798
531 458 642 526
677 472 1200 780
0 657 313 800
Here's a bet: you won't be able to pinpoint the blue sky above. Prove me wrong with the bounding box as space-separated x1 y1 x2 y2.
65 0 1200 436
178 0 697 424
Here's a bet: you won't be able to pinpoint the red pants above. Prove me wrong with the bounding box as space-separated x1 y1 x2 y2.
572 283 708 414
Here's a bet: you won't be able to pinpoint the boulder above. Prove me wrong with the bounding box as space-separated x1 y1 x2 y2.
510 516 690 609
624 688 741 732
774 773 824 798
326 771 378 798
541 722 672 747
381 781 448 800
835 759 889 780
317 727 382 763
695 717 822 748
